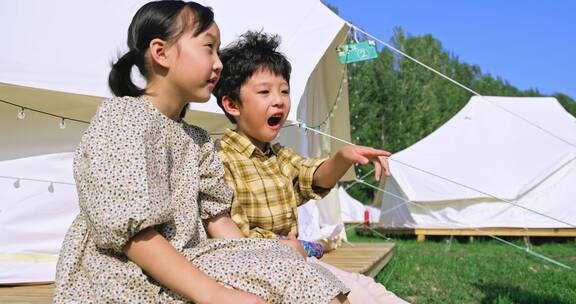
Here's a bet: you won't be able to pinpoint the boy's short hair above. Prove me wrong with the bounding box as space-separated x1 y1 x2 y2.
213 31 292 123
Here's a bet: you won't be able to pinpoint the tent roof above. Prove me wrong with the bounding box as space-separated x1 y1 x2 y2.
0 0 344 121
390 96 576 202
0 0 349 160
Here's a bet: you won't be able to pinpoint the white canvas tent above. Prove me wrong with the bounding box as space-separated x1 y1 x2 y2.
0 0 353 283
375 96 576 229
297 187 380 243
338 187 380 223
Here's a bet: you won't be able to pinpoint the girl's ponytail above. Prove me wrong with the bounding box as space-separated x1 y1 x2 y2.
108 49 145 97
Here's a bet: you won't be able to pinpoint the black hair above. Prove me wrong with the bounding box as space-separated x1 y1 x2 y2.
213 31 292 123
108 1 214 97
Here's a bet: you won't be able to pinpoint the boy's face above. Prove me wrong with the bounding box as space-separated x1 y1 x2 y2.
234 69 291 149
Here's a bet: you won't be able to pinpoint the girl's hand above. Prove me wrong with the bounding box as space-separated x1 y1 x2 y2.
337 145 391 181
203 285 268 304
278 232 307 258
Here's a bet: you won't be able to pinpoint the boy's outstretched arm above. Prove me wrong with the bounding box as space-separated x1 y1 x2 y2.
313 145 391 189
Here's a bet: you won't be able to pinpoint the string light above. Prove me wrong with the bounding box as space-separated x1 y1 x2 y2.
1 98 89 129
303 30 356 131
48 182 55 193
18 108 26 120
2 176 75 188
308 65 347 129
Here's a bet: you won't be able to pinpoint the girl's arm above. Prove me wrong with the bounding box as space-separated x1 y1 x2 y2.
278 232 307 258
313 145 391 189
123 227 266 304
206 215 306 258
204 214 245 238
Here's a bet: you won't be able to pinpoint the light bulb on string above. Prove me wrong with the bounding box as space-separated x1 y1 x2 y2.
13 178 21 189
59 118 66 129
297 121 308 135
48 182 55 193
18 108 26 120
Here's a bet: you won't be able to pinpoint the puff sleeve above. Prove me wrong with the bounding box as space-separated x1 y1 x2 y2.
74 99 173 253
197 135 234 220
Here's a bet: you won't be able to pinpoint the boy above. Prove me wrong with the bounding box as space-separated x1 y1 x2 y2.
213 31 409 304
214 30 390 250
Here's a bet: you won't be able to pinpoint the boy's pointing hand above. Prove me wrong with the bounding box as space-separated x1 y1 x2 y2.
313 145 392 189
337 145 391 181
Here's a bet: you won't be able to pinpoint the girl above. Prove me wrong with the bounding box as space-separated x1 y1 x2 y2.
53 1 349 303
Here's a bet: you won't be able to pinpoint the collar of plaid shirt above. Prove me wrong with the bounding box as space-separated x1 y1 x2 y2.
221 128 279 158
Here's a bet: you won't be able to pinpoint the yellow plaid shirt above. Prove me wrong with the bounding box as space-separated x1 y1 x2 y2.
217 129 329 239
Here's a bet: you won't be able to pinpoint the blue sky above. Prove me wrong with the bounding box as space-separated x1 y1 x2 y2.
325 1 575 99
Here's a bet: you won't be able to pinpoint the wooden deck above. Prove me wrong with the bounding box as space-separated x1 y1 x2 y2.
0 284 53 304
321 242 395 278
358 226 576 242
0 242 394 303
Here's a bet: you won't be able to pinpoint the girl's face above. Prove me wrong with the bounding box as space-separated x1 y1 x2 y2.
166 22 222 103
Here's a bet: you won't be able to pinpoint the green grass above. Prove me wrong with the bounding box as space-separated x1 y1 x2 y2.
346 229 576 304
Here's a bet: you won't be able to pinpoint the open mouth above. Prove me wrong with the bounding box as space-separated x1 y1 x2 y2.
207 76 219 87
267 113 283 127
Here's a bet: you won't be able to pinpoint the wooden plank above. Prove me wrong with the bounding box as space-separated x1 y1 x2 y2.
365 247 394 278
414 228 576 237
0 284 53 304
360 226 576 238
321 242 395 278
